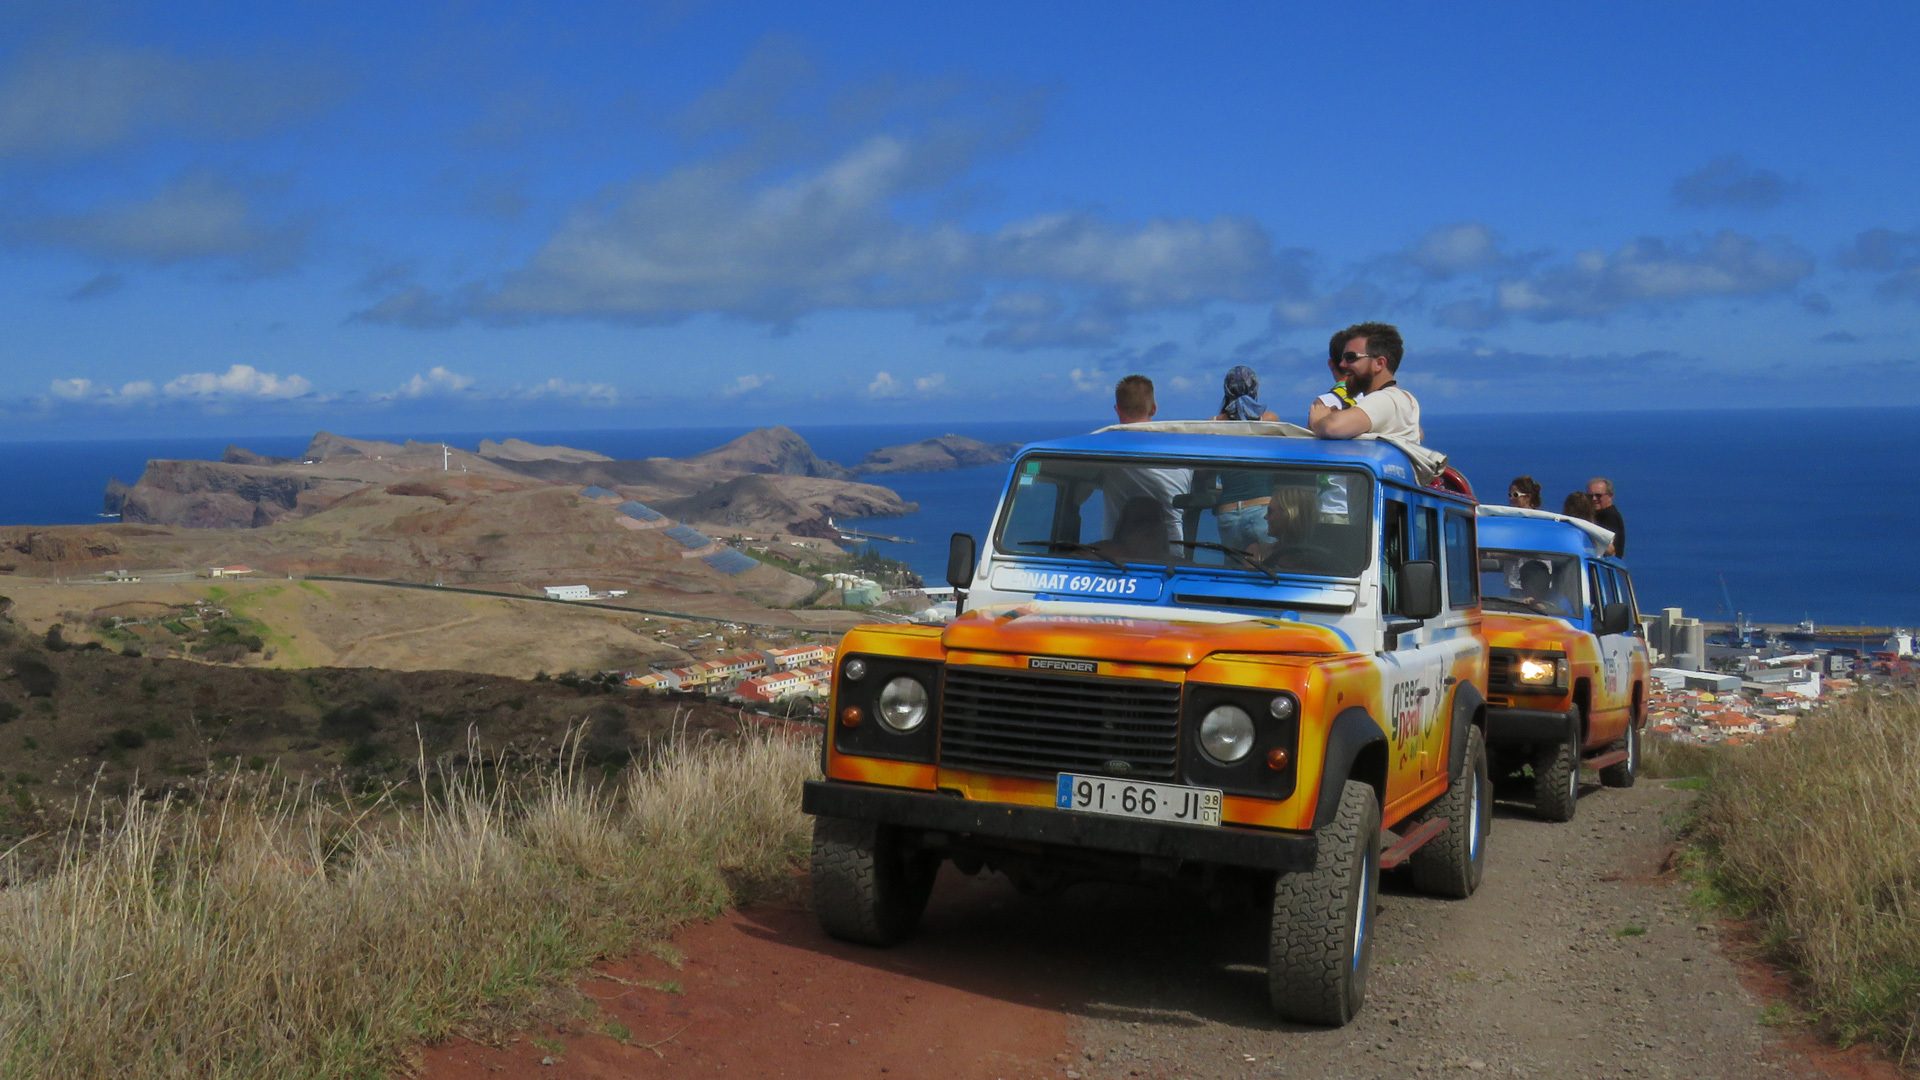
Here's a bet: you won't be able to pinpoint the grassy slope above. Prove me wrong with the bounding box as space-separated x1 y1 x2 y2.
1687 691 1920 1061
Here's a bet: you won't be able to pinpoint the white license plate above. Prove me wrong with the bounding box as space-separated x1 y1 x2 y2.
1054 773 1222 826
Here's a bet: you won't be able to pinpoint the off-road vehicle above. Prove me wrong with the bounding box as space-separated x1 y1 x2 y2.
802 422 1490 1025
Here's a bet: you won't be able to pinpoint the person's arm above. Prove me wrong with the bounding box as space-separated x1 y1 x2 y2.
1310 401 1373 439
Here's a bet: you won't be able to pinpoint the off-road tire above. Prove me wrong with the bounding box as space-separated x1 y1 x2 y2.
1408 725 1490 899
1269 780 1380 1026
1599 721 1640 788
1532 725 1580 823
810 816 938 947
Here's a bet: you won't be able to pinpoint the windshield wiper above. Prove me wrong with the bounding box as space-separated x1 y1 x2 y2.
1016 540 1129 572
1169 540 1279 583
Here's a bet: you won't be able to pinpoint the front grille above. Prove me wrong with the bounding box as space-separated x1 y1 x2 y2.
1488 653 1512 689
940 666 1183 780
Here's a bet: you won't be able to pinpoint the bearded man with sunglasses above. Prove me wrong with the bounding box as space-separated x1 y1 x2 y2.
1308 321 1423 443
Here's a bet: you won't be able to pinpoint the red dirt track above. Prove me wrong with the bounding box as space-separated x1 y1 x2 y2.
416 868 1077 1080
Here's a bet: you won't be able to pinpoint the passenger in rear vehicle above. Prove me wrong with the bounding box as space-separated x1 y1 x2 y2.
1508 476 1542 509
1561 491 1596 522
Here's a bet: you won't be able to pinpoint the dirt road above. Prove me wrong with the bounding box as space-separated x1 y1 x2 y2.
421 780 1892 1080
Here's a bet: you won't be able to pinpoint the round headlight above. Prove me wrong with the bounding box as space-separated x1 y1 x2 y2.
843 657 868 681
1199 704 1256 764
877 676 929 732
1269 694 1298 721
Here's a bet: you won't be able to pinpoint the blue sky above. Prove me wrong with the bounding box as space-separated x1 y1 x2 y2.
2 1 1917 438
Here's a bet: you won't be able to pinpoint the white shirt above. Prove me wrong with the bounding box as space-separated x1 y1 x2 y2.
1103 467 1192 543
1356 385 1423 444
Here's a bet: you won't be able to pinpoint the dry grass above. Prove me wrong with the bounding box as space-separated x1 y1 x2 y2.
0 725 817 1079
1693 690 1920 1058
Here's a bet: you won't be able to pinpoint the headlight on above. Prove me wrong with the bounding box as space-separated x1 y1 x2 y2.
1199 704 1256 764
877 676 929 732
1515 657 1567 687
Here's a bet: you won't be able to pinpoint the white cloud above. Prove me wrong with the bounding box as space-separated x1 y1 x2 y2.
913 373 945 392
1402 222 1509 280
520 378 618 404
9 169 309 274
119 380 155 399
392 366 475 398
49 378 106 399
722 373 774 396
1464 231 1813 324
1068 367 1105 394
867 371 903 398
163 364 313 399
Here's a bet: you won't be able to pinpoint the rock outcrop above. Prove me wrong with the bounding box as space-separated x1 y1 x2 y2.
118 461 363 529
687 427 856 480
477 438 613 463
103 477 132 515
222 445 292 467
1 528 122 562
303 431 406 461
857 434 1021 475
654 474 914 533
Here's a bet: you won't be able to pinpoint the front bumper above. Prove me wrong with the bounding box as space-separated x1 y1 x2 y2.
802 780 1316 873
1486 705 1577 745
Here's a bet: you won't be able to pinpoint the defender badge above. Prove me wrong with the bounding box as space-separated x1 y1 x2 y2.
1029 656 1098 674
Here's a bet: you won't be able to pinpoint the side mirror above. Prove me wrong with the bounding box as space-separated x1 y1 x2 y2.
1397 560 1443 621
946 533 977 590
1601 602 1631 636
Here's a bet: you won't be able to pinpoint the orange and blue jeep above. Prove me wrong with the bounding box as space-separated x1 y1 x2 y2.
801 422 1491 1025
1475 506 1650 821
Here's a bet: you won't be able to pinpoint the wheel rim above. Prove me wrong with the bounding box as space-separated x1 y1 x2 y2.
1567 746 1579 802
1352 859 1370 970
1468 769 1483 861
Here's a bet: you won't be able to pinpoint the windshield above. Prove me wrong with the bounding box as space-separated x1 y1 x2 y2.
1479 549 1584 619
994 455 1374 579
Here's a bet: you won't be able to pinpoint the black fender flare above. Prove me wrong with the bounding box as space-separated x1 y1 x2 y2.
1446 682 1488 779
1312 706 1389 829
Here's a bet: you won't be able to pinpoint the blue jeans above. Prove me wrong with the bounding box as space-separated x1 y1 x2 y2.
1216 505 1271 551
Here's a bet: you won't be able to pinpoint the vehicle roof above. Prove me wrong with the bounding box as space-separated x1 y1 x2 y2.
1014 428 1448 491
1477 512 1606 558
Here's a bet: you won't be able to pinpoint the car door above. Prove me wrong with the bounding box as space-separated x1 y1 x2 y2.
1376 496 1470 814
1585 562 1634 744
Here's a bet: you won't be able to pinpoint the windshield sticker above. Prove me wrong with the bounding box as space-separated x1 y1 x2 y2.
990 564 1165 601
1022 459 1041 475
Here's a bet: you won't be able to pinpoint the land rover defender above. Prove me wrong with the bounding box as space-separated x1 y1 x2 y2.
801 421 1491 1025
1476 506 1649 821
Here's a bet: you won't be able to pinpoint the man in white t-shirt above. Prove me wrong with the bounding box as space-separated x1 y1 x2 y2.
1103 375 1190 542
1308 321 1423 444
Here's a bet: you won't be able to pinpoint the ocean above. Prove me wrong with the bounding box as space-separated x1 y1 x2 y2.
1 407 1914 629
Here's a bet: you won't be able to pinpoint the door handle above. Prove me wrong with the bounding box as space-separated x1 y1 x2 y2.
1416 687 1431 698
1441 675 1457 687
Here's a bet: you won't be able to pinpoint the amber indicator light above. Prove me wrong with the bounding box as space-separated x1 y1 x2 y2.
1265 748 1289 770
840 706 863 728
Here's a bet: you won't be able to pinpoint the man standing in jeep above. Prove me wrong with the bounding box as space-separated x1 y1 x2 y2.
1309 322 1423 443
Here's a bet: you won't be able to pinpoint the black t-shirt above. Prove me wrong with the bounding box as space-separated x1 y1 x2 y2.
1594 505 1626 556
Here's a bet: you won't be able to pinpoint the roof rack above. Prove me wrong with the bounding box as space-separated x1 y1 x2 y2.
1092 419 1454 489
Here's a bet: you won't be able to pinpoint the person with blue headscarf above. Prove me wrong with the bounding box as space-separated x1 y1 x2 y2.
1204 366 1280 550
1215 365 1279 422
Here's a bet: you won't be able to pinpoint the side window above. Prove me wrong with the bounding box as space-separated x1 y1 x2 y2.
1443 510 1476 608
1411 504 1438 562
1616 569 1642 634
1380 499 1408 615
1586 564 1605 625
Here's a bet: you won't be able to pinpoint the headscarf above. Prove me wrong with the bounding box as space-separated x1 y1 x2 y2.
1219 365 1267 420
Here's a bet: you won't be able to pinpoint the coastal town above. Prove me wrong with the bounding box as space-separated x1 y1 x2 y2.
1644 608 1915 746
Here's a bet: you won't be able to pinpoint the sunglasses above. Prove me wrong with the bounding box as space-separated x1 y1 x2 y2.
1339 351 1382 363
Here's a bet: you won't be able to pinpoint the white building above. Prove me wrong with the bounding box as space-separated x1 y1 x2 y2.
543 585 591 601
